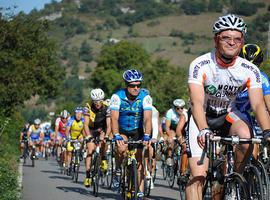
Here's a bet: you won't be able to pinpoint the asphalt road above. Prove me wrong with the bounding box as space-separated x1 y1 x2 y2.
21 157 181 200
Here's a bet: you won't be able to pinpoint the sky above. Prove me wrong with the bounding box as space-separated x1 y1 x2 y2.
0 0 61 14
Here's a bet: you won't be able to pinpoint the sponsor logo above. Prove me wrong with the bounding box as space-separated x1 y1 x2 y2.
204 85 217 95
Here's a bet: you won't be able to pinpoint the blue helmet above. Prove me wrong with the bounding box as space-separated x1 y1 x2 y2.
45 124 51 130
74 107 83 113
123 69 143 83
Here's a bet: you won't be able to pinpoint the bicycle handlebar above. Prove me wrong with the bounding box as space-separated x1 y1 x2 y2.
197 134 261 165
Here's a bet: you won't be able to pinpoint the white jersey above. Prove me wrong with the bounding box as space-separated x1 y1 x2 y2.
152 106 159 139
188 51 262 116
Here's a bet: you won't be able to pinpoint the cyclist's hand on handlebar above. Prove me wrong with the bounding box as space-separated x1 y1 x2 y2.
143 134 151 146
114 133 124 146
159 136 164 143
263 129 270 142
197 128 212 149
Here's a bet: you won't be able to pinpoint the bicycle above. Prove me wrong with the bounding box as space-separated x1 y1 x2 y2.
85 136 102 197
68 139 82 182
105 138 115 189
120 140 144 200
22 139 29 165
198 133 262 199
30 143 36 167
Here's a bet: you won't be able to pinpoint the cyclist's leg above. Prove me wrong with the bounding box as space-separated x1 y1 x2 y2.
136 147 145 193
100 131 108 171
181 143 188 176
115 134 128 170
85 141 95 181
66 141 73 167
185 115 208 200
167 130 176 165
227 111 253 172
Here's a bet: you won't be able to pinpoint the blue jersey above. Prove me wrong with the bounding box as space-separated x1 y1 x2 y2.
110 88 152 133
235 71 270 112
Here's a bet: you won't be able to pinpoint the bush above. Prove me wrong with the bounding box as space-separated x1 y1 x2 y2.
234 2 257 16
181 0 205 15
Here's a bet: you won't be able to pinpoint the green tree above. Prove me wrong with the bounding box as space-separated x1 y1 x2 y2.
90 41 150 95
0 13 64 115
79 40 93 62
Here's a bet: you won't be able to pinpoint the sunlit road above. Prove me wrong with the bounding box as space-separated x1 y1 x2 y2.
21 157 180 200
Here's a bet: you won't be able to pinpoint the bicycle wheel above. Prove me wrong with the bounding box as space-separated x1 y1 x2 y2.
93 153 101 197
23 142 28 165
106 147 114 188
244 164 264 200
31 147 35 167
144 155 152 197
166 164 175 188
223 172 249 200
74 151 80 182
253 159 270 200
129 159 138 200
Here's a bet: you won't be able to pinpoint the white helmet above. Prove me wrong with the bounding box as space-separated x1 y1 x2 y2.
60 110 69 118
34 118 41 125
173 99 185 107
213 14 247 35
90 88 105 101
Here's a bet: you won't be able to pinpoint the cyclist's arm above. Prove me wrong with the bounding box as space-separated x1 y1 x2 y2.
54 125 59 139
176 114 186 138
165 119 172 135
189 83 208 131
249 88 270 130
83 115 91 136
264 95 270 114
105 116 111 136
144 109 152 135
65 126 71 138
111 110 119 135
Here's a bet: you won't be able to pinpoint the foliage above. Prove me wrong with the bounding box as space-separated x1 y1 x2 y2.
233 1 257 16
181 0 206 15
0 13 64 115
208 0 223 12
0 111 23 200
79 41 93 62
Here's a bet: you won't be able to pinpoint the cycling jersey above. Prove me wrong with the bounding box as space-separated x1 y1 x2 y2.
55 117 68 137
187 51 262 157
165 108 180 130
66 117 84 139
84 101 110 131
188 51 262 116
28 125 42 140
43 129 53 140
235 71 270 112
21 127 28 141
110 88 152 134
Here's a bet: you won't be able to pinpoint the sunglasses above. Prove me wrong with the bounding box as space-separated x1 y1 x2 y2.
128 83 142 88
176 107 184 110
218 35 243 44
93 100 103 104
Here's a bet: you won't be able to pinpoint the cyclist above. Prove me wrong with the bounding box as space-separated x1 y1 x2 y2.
175 100 189 184
110 69 152 198
43 124 53 158
83 88 111 187
19 123 30 158
186 14 270 200
27 118 44 157
65 107 84 174
165 99 186 166
146 105 163 189
55 110 70 160
236 44 270 159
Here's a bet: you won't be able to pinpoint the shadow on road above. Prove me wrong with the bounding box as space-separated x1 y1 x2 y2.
41 170 61 174
49 175 73 181
154 182 179 192
56 186 122 199
149 195 178 200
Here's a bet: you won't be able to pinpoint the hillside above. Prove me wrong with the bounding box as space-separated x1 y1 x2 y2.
34 0 270 79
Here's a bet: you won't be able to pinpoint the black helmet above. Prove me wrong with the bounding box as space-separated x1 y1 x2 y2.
239 44 264 67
